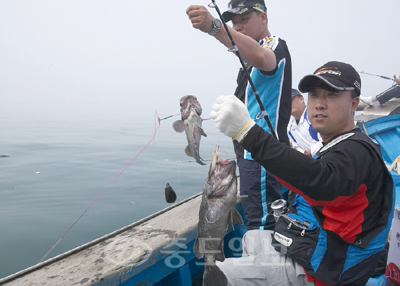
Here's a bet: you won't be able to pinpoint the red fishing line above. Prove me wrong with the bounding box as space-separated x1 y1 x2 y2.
38 111 161 264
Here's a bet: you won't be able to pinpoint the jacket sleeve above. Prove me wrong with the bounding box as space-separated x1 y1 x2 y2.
241 124 374 206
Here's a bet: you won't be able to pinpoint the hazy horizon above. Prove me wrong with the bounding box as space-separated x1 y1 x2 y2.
1 0 399 124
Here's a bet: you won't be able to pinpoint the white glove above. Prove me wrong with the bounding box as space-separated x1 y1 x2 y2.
210 95 255 142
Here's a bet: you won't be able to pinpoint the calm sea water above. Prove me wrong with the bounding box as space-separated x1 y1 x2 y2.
0 116 234 279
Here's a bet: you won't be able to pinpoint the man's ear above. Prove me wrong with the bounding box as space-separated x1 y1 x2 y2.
351 97 360 113
261 12 267 25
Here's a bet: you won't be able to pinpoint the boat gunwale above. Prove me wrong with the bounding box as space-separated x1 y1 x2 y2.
0 192 202 285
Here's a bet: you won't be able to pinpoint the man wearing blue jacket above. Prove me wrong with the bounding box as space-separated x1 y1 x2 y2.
187 0 292 231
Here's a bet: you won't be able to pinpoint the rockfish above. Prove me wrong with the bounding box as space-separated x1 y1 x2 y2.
193 147 243 286
173 95 207 165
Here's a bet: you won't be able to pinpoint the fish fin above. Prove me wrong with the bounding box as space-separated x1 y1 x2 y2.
196 125 207 137
232 209 244 225
196 159 207 166
228 211 235 231
206 201 226 223
228 209 244 230
193 236 203 259
216 240 225 262
172 120 185 133
185 145 194 157
203 265 228 286
215 252 226 262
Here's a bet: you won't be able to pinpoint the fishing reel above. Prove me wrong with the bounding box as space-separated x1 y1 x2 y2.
271 199 288 222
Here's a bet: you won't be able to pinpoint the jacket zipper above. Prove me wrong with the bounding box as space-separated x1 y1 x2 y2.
282 214 310 236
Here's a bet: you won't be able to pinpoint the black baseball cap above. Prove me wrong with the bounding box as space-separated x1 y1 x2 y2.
298 61 361 96
291 88 302 97
222 0 267 23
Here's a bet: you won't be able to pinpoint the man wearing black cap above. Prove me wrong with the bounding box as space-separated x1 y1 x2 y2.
187 1 292 232
211 61 393 286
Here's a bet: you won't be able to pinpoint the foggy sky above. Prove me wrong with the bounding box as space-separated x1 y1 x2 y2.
1 0 399 125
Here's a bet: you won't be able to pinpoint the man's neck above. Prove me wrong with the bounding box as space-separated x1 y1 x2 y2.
256 27 271 42
321 124 356 143
294 106 306 121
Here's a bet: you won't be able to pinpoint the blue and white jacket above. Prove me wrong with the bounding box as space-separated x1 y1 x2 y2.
233 36 292 159
287 108 322 156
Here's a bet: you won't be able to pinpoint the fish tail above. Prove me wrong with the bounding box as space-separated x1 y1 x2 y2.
203 265 228 286
196 159 207 166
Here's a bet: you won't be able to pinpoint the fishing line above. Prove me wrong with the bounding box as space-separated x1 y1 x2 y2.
157 113 180 123
152 115 180 204
358 71 395 81
38 111 162 264
208 0 277 139
177 157 236 164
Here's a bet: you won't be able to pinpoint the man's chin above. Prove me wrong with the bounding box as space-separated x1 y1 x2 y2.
311 124 324 134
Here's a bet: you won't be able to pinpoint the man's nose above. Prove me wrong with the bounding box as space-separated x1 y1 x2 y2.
233 24 242 32
315 96 327 109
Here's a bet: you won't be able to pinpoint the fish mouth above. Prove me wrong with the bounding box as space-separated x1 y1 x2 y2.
216 159 236 174
208 146 236 176
180 95 202 119
211 163 236 197
207 146 237 197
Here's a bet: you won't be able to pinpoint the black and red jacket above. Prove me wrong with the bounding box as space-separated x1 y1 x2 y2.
242 126 394 285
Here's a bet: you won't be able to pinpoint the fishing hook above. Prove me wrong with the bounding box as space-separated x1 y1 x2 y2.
208 0 277 139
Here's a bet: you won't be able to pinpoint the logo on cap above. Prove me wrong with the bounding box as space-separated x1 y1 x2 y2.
315 67 341 77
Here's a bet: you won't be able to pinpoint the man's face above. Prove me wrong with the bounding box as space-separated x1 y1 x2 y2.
231 12 266 41
291 95 305 119
307 87 359 142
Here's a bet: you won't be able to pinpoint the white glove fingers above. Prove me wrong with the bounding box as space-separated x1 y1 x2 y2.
210 95 253 140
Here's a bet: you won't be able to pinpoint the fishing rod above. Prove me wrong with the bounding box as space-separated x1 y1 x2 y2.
208 0 277 140
358 71 395 81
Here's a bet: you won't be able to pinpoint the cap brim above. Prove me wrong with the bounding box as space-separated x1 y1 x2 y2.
222 8 255 23
298 74 355 93
221 11 234 23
